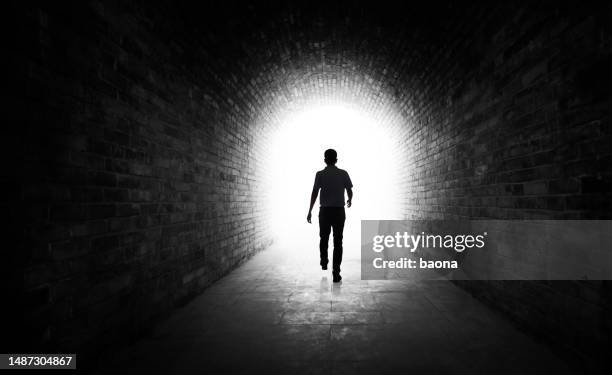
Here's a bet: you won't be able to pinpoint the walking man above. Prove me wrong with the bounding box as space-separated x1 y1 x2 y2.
307 149 353 282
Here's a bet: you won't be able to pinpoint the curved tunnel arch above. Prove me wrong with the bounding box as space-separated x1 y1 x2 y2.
174 0 498 234
248 69 413 249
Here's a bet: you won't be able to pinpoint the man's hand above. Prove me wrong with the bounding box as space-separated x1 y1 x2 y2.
307 212 312 223
346 188 353 208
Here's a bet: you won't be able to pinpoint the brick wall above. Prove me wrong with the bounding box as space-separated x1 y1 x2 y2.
7 0 611 369
397 2 612 366
6 1 271 364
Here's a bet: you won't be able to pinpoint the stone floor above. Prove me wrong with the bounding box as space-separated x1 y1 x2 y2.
95 240 573 374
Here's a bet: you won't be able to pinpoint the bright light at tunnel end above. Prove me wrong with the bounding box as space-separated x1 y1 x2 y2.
261 103 403 249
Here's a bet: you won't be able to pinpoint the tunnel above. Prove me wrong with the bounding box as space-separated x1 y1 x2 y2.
5 0 612 373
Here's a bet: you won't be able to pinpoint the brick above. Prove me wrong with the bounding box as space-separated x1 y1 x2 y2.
523 181 548 195
88 171 117 187
116 203 140 217
88 204 115 220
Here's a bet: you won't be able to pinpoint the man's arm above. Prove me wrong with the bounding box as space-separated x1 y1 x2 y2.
346 188 353 208
307 187 318 223
345 171 353 208
307 173 320 223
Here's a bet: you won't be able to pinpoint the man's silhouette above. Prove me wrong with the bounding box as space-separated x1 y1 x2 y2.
307 149 353 283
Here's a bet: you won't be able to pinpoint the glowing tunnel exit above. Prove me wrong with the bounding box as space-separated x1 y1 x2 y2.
262 104 403 256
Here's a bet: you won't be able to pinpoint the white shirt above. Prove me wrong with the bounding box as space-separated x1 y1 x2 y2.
313 165 353 207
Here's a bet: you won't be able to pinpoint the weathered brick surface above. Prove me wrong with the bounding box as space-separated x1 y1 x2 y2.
6 0 612 368
6 1 272 364
393 4 612 366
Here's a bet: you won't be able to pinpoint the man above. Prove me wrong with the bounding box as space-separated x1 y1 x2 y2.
307 149 353 283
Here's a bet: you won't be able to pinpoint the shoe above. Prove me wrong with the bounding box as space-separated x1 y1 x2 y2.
333 274 342 283
322 264 328 270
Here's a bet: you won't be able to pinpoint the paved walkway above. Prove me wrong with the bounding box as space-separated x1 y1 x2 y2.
97 241 572 374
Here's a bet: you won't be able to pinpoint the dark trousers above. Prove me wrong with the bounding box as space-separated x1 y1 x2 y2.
318 207 346 275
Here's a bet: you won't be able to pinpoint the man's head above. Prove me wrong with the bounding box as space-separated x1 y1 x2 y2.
324 149 337 165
